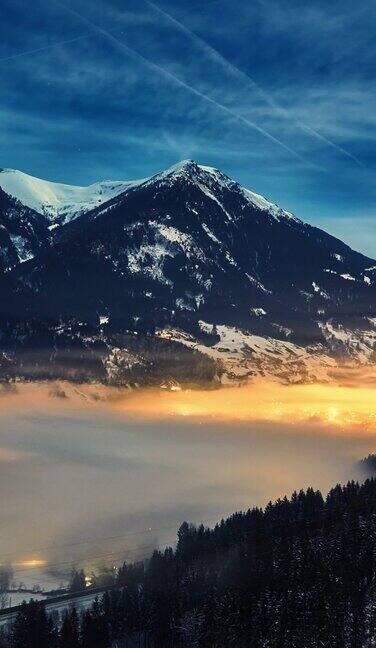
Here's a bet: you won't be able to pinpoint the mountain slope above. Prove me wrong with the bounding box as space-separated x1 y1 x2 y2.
1 160 376 385
0 168 144 225
18 161 376 332
0 187 50 268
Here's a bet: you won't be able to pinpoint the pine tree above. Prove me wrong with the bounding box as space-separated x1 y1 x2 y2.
59 607 80 648
69 569 86 592
11 600 57 648
81 600 110 648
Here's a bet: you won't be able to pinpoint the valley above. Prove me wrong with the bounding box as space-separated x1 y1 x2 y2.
0 378 374 597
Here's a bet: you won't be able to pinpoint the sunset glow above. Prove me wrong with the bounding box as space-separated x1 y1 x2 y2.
2 380 376 433
114 380 376 432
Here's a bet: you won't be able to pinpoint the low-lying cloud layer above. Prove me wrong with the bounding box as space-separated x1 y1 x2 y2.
0 380 375 589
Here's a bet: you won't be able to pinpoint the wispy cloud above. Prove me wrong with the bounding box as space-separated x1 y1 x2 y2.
1 0 376 254
0 32 96 64
53 0 312 166
147 0 363 167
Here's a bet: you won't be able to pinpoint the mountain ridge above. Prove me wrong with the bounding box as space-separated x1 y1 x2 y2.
0 160 302 229
0 167 145 225
0 159 375 386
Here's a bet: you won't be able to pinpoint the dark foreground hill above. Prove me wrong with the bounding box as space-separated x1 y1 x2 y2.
3 475 376 647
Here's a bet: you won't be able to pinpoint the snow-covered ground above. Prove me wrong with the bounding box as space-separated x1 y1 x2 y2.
0 591 99 627
0 590 48 610
157 323 348 384
319 322 376 363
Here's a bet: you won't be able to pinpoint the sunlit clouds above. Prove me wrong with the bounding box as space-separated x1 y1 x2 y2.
2 377 376 432
113 380 376 433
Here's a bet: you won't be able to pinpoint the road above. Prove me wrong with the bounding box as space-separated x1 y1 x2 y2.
0 586 117 627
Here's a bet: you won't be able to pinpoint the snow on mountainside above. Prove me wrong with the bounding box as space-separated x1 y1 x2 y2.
130 160 300 223
0 168 144 224
0 187 50 268
162 321 376 385
1 159 376 386
0 162 297 226
158 324 339 384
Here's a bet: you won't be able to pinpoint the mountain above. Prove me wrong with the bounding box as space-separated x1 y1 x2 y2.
0 168 144 225
0 159 375 386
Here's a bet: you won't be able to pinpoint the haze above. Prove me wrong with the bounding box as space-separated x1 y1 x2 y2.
0 380 375 590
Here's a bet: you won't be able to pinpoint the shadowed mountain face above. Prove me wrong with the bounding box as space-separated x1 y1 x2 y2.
1 160 376 385
0 187 50 269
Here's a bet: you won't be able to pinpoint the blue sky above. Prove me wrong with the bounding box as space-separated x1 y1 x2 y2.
1 0 376 255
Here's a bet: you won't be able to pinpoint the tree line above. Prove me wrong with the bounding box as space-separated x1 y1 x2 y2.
4 477 376 646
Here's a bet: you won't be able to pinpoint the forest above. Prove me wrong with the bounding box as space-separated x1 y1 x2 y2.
3 476 376 647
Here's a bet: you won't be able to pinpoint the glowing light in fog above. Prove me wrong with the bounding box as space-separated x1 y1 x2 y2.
115 380 376 432
14 559 47 568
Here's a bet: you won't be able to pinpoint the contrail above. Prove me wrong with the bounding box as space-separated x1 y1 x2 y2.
53 0 313 167
0 33 95 64
148 0 363 167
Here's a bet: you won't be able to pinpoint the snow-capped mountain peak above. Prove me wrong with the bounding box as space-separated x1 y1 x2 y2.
0 168 143 224
0 161 299 227
140 160 300 224
149 159 235 186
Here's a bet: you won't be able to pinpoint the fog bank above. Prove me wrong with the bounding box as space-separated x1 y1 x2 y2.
0 381 374 589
